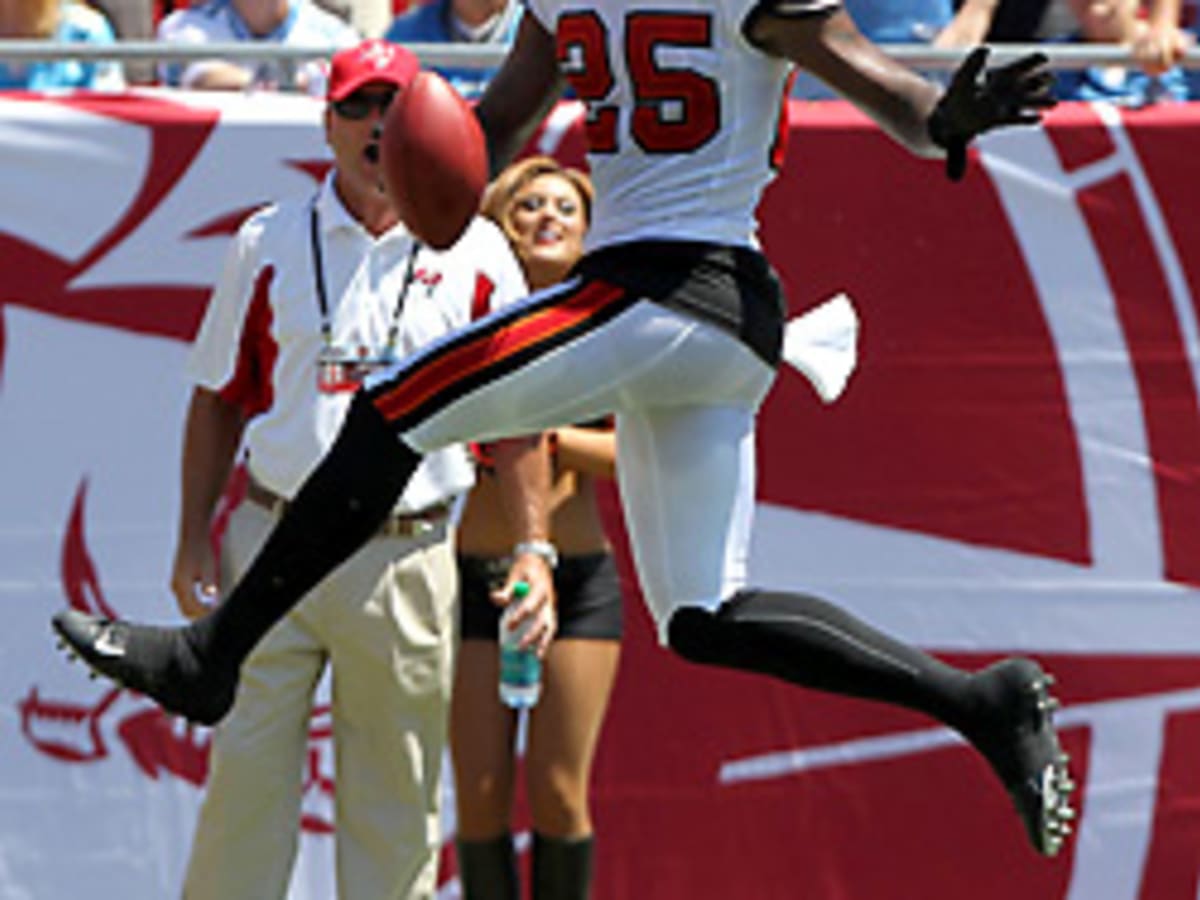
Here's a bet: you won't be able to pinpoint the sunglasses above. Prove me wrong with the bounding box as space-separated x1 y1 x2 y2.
332 89 397 120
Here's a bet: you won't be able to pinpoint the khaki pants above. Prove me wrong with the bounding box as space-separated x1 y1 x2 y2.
183 501 458 900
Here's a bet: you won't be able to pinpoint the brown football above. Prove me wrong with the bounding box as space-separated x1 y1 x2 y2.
380 70 488 250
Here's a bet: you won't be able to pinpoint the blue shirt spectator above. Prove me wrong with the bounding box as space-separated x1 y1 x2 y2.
843 0 954 42
1048 0 1190 105
385 0 521 100
792 0 999 98
157 0 359 96
0 1 126 91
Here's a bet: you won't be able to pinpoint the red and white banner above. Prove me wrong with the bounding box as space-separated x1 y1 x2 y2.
2 90 1199 899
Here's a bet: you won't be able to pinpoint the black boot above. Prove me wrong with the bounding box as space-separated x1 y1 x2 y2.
668 590 1075 857
457 834 520 900
532 833 594 900
52 392 419 725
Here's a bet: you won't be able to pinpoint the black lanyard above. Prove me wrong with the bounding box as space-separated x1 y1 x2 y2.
308 199 421 361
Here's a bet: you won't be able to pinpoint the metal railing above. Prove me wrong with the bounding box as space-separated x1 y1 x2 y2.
0 39 1197 89
0 39 510 70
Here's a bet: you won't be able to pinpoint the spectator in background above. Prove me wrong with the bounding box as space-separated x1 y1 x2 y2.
793 0 1002 97
384 0 520 100
1186 0 1200 95
0 0 125 90
1050 0 1190 104
173 39 543 900
843 0 1001 46
156 0 359 96
451 158 622 900
92 0 155 83
1125 0 1191 73
339 0 392 38
983 0 1054 40
91 0 152 43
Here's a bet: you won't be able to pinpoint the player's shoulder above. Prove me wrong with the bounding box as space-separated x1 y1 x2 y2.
235 196 310 253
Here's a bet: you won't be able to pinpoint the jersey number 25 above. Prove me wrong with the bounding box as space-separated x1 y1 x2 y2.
558 11 720 154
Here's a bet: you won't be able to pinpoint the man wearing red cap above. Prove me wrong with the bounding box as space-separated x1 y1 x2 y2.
171 39 546 899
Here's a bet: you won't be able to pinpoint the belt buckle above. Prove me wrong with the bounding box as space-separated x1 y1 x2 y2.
381 516 431 539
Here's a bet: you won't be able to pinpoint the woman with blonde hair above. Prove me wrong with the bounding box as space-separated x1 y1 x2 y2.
451 156 621 900
0 0 125 90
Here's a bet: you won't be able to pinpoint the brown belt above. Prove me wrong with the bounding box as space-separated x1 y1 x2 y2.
244 476 451 539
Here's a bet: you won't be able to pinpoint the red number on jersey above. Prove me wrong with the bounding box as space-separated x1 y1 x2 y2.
558 11 720 155
627 13 719 154
558 12 619 153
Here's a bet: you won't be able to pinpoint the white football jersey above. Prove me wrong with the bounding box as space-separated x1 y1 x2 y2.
526 0 840 251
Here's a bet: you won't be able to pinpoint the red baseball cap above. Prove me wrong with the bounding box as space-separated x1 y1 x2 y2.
328 39 419 102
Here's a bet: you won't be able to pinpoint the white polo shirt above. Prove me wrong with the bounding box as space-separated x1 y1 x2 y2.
187 175 529 513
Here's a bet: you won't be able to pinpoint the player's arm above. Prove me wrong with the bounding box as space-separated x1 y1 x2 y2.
748 9 943 152
745 7 1054 180
475 14 567 175
490 436 559 654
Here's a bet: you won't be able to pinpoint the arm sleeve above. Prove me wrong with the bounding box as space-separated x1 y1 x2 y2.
185 209 271 392
481 222 532 312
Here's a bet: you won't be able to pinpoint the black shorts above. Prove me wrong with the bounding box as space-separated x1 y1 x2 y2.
574 240 786 368
458 552 624 641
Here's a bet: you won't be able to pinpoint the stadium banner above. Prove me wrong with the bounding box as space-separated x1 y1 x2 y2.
1 90 1198 899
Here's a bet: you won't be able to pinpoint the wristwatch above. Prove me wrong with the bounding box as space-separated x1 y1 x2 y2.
513 539 559 570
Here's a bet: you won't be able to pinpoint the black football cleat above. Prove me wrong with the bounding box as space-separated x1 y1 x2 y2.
970 657 1076 857
51 610 236 726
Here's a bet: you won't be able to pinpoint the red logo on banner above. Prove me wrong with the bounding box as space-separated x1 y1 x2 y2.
21 479 337 831
8 96 1200 899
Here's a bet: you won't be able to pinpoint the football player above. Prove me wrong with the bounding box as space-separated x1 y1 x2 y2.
56 2 1072 860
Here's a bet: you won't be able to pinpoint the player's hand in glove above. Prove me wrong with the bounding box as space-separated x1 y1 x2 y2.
927 46 1056 182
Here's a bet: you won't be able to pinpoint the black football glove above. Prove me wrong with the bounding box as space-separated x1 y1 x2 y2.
927 47 1056 182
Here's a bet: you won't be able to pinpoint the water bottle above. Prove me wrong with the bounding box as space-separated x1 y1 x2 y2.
498 581 542 709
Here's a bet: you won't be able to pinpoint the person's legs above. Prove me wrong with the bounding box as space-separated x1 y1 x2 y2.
183 503 326 900
450 640 520 837
320 528 459 900
531 833 595 900
525 639 619 837
450 638 521 900
617 401 1073 855
183 624 323 900
526 638 619 900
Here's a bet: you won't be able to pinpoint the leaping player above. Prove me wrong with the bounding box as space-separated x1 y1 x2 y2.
55 4 1074 859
